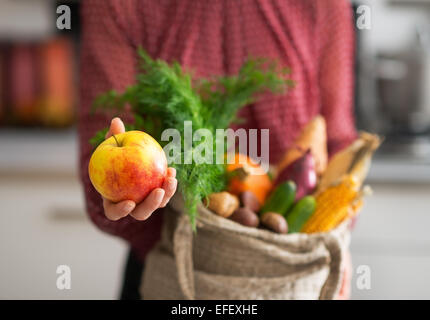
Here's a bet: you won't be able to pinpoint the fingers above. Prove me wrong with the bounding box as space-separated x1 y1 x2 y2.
160 177 177 208
102 167 177 222
130 188 165 221
105 117 126 139
167 167 176 178
103 198 136 221
159 167 177 207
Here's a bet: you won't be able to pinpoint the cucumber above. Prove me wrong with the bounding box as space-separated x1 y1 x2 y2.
260 181 296 216
285 195 316 233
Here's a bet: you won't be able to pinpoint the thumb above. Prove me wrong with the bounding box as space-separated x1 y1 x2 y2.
105 117 126 138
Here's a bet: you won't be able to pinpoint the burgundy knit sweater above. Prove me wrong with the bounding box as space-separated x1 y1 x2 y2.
79 0 357 261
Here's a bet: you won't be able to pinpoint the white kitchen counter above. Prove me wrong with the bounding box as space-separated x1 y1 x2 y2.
368 158 430 184
0 128 78 175
2 128 429 181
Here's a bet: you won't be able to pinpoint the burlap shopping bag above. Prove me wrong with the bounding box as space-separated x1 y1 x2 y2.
141 195 350 300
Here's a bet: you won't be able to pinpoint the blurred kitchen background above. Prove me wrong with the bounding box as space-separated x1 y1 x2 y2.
0 0 429 299
0 0 127 299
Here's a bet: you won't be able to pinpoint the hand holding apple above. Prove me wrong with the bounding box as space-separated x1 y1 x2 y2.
89 118 177 221
90 124 167 203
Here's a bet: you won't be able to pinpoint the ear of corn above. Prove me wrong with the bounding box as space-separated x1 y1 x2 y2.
301 175 359 233
316 132 381 194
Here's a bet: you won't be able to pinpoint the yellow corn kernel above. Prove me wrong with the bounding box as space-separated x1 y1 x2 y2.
302 175 358 233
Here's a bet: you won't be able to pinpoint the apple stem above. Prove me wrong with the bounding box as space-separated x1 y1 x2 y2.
112 134 120 147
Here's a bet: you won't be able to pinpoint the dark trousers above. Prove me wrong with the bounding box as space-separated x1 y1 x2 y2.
120 248 144 300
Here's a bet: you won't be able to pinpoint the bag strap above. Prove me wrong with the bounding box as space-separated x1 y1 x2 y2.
173 213 196 300
318 231 345 299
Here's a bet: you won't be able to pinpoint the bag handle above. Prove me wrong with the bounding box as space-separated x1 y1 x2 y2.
318 232 345 299
173 213 196 300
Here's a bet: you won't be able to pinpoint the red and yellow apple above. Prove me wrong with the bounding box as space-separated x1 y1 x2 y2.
88 130 168 203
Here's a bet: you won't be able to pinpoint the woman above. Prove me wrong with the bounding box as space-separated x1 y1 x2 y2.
79 0 356 299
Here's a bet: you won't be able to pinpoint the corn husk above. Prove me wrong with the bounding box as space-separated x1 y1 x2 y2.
316 132 382 194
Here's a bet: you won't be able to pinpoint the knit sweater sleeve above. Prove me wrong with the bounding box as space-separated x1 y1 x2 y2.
317 0 358 156
78 0 162 258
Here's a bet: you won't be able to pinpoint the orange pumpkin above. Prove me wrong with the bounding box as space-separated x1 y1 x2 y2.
226 153 272 205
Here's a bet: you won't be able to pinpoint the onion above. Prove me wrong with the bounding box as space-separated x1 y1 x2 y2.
275 150 317 201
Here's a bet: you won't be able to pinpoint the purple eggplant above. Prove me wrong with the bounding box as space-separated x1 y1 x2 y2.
275 150 317 201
